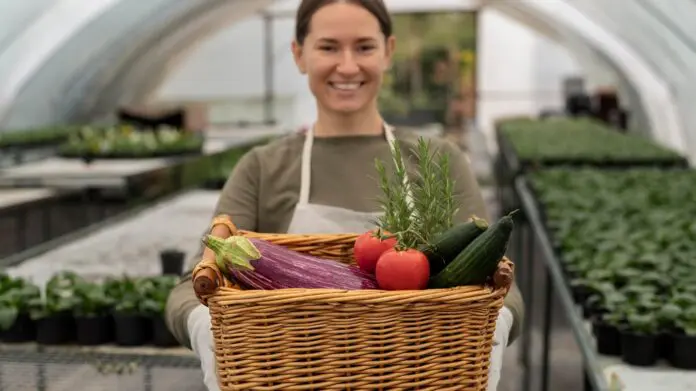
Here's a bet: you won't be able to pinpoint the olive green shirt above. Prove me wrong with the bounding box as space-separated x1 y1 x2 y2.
165 129 524 349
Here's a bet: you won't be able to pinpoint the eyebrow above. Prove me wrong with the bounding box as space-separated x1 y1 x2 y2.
316 37 377 44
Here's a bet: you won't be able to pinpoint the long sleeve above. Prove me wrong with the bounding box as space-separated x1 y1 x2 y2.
165 149 261 349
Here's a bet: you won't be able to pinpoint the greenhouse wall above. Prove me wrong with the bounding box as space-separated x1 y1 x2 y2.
476 8 581 153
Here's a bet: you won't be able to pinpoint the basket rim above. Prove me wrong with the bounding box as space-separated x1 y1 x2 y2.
204 282 508 306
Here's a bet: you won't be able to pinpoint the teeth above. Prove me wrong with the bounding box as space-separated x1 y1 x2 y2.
332 83 360 91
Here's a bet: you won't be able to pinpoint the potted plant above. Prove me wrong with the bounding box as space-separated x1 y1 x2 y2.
159 249 185 276
140 276 179 347
31 272 82 345
620 311 660 366
0 275 42 342
107 277 152 346
73 280 114 345
668 303 696 369
591 289 626 356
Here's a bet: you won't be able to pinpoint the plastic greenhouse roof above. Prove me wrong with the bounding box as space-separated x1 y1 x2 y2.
0 0 693 163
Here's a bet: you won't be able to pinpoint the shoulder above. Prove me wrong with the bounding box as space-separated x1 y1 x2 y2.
236 132 304 178
240 132 303 163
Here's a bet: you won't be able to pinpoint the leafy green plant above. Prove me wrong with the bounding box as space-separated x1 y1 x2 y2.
0 274 42 331
104 275 177 316
498 117 685 165
30 271 84 320
531 168 696 334
138 276 179 316
58 125 203 158
625 312 659 335
73 280 114 318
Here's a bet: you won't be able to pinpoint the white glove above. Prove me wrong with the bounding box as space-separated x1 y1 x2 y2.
188 304 220 391
487 307 514 391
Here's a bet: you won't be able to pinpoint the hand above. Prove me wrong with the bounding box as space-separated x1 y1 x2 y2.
188 304 220 391
487 307 514 391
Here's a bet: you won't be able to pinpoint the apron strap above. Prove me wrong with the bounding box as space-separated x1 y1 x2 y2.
298 125 314 206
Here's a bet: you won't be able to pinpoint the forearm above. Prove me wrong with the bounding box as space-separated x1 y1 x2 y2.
502 282 524 345
165 223 233 349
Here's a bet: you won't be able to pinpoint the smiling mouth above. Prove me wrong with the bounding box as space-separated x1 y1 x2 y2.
329 82 365 91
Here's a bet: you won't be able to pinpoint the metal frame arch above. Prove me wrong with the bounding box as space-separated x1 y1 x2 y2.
0 0 122 127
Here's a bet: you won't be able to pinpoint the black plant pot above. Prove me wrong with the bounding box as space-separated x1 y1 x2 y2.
593 321 621 356
1 313 36 343
160 249 185 276
658 333 673 360
151 316 178 347
113 313 151 346
668 334 696 369
571 285 589 305
620 332 658 367
75 315 113 345
36 312 75 345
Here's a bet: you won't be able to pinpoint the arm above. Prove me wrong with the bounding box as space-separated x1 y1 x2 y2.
443 140 525 346
165 150 261 349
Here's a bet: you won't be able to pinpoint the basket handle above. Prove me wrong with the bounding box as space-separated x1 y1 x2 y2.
192 215 239 305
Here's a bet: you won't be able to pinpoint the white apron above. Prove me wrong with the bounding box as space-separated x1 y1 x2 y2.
286 124 401 235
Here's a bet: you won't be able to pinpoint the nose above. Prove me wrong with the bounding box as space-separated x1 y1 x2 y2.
336 49 359 75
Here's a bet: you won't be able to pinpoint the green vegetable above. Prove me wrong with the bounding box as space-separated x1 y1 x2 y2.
428 213 514 288
419 215 488 275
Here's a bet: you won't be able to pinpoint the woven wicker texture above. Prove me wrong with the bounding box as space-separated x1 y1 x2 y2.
193 223 512 390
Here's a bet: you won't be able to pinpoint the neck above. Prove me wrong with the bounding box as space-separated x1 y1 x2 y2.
314 104 384 137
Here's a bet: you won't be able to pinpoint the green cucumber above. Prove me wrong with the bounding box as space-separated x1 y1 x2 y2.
428 213 514 289
420 216 489 275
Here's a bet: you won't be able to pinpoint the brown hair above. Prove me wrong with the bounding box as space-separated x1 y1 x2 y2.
295 0 393 44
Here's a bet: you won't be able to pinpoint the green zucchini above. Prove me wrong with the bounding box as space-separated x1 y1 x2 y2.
420 215 489 275
428 213 515 289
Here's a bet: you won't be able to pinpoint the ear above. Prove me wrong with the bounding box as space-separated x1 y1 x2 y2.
383 35 396 71
291 40 307 74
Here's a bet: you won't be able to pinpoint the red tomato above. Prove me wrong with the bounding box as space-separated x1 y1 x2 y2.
353 230 397 273
375 248 430 290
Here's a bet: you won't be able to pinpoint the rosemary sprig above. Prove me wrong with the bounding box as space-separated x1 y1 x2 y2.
374 137 460 250
410 138 459 243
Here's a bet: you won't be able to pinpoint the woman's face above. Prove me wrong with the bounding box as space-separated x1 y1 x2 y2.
292 2 395 115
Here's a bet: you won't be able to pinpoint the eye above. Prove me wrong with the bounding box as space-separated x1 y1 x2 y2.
358 45 376 53
319 45 337 52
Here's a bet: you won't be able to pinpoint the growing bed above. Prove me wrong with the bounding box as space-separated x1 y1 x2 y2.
490 116 694 391
530 168 696 368
57 126 204 160
0 190 222 390
512 169 696 391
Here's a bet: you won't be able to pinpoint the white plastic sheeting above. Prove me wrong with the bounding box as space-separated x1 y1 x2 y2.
0 0 120 125
265 0 480 17
0 0 693 162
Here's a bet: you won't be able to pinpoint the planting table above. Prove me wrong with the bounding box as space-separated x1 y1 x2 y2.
0 189 99 260
0 128 283 195
0 343 202 391
512 177 696 391
0 190 222 390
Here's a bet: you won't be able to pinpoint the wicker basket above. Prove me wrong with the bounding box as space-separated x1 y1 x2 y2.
193 222 515 391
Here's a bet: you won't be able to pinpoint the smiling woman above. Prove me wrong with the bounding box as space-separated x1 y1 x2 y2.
291 0 395 136
166 0 524 390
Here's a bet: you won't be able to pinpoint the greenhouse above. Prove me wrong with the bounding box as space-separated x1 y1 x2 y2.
0 0 694 390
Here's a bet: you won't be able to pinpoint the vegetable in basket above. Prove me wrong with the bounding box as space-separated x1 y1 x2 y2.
428 211 516 289
362 136 514 290
353 229 397 273
204 235 379 290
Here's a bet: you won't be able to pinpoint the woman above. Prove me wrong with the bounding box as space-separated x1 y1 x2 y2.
165 0 524 390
